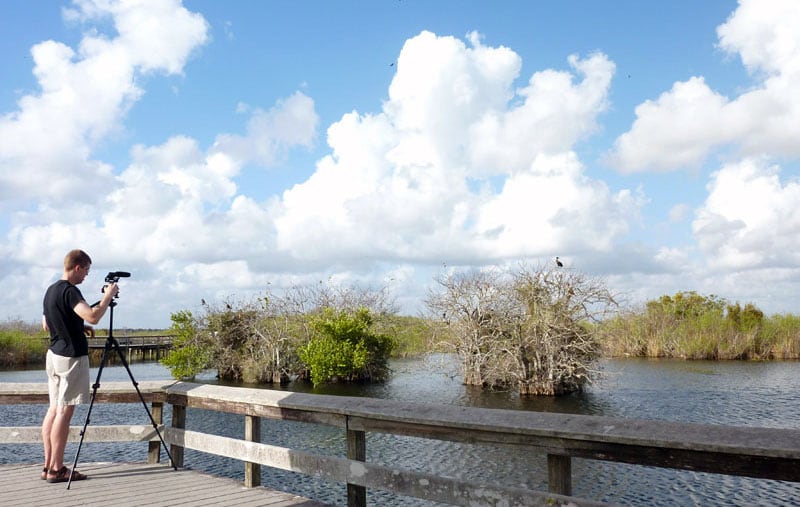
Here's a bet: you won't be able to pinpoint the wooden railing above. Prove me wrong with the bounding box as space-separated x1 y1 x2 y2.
2 381 800 506
86 334 174 349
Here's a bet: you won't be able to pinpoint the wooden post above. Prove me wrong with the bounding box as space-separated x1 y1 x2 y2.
547 453 572 496
170 404 185 468
346 427 367 507
244 415 261 487
148 401 163 464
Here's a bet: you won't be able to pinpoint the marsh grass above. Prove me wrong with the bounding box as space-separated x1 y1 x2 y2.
0 319 48 366
600 308 800 360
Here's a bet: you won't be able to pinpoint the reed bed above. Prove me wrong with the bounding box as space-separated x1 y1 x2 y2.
0 319 48 366
599 309 800 360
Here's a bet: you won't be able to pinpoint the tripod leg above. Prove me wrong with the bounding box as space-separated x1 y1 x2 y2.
67 339 111 490
110 338 177 470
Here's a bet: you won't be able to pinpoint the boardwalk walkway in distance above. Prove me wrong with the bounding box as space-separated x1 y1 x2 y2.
0 463 326 507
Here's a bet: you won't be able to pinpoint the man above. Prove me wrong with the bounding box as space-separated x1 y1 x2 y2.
41 249 118 483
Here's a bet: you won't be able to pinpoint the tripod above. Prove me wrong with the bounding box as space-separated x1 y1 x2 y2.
68 300 176 489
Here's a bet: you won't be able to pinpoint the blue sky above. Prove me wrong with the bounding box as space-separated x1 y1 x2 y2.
2 0 799 328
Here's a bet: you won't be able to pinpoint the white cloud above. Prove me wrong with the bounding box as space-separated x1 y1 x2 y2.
0 0 209 206
693 158 800 270
470 52 615 175
668 203 691 223
716 0 800 77
65 0 209 74
474 152 639 255
274 31 633 266
608 0 800 173
608 77 733 172
212 92 319 167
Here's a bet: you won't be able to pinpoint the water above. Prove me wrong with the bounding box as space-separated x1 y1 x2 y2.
2 356 799 506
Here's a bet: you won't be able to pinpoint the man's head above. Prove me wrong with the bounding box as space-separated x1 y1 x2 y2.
64 249 92 285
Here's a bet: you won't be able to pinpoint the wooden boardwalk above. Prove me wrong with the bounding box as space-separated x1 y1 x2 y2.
0 463 326 507
4 381 799 506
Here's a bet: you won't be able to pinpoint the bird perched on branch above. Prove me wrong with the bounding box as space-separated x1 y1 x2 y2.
555 257 563 267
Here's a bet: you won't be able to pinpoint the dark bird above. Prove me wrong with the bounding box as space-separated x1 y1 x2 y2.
555 257 563 267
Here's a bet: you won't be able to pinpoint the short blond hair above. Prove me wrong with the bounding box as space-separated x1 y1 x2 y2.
64 249 92 271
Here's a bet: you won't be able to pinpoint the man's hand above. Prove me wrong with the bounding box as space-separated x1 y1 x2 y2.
103 282 120 300
75 282 120 325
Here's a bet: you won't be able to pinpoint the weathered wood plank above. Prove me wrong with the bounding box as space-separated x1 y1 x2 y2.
0 463 323 507
170 403 186 468
0 425 160 444
163 427 612 507
346 428 366 507
149 401 163 464
244 414 261 488
160 381 800 481
164 391 348 428
0 381 175 405
547 454 572 496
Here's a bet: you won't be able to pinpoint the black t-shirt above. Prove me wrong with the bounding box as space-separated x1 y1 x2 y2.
43 280 88 357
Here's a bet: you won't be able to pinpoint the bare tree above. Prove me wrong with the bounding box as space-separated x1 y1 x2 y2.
425 268 520 386
426 263 616 396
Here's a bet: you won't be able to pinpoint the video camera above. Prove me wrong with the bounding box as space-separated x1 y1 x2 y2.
105 271 131 284
102 271 131 297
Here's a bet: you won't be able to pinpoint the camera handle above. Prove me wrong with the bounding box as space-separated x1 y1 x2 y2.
68 300 176 489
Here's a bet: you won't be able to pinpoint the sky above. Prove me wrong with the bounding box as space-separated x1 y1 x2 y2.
2 0 800 329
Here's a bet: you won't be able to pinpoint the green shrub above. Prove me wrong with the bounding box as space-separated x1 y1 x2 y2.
160 310 212 380
300 307 395 386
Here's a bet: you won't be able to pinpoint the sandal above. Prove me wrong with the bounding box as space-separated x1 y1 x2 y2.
41 466 48 480
46 466 88 483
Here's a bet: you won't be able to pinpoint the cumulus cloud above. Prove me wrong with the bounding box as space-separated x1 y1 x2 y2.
212 92 319 167
0 0 209 205
474 152 640 256
693 158 800 270
607 0 800 173
274 31 634 266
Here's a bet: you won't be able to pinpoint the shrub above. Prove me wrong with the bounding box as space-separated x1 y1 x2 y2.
160 310 212 380
300 307 395 386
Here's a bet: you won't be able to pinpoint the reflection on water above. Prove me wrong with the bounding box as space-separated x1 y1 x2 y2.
2 356 799 506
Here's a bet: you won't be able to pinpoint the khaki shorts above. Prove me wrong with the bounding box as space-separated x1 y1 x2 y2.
46 350 90 406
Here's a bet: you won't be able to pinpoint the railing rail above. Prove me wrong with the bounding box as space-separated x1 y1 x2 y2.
86 334 175 349
2 381 799 506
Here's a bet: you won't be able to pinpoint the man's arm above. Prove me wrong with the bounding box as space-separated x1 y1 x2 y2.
73 283 119 325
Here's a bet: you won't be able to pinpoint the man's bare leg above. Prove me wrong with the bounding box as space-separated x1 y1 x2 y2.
41 405 57 476
48 404 75 473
